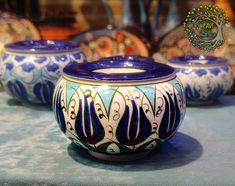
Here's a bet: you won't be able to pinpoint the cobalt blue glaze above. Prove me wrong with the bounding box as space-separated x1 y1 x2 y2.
7 80 28 102
54 85 67 133
170 55 228 66
116 100 152 146
33 81 55 104
74 96 105 145
5 40 80 53
64 55 175 81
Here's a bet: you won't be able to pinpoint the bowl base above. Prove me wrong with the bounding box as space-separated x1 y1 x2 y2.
89 151 151 161
187 99 216 106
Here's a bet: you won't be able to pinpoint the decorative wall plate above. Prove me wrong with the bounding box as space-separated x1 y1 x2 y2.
71 29 149 61
157 24 232 61
0 12 40 53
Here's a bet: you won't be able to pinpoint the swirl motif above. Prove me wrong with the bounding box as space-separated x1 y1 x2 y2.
53 79 185 154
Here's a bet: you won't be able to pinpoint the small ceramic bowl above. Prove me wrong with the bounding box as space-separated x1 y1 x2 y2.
0 40 86 104
168 55 234 105
53 55 186 161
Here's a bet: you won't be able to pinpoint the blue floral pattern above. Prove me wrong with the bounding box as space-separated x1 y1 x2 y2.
0 52 86 104
174 66 233 104
14 56 25 62
33 80 55 104
46 63 59 72
195 69 207 77
21 63 35 72
53 77 186 155
35 56 47 64
7 80 28 101
6 63 13 70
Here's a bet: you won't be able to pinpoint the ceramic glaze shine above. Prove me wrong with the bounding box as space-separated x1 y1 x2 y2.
53 55 186 161
93 68 146 74
0 40 86 104
169 55 234 105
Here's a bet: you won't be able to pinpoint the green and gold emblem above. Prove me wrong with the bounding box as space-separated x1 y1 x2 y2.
184 4 228 51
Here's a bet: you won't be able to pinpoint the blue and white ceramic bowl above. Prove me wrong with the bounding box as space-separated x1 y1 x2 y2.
53 55 186 161
169 55 234 105
0 40 86 104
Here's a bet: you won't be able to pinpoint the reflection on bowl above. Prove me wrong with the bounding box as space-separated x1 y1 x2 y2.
0 40 86 104
53 55 186 161
169 55 234 105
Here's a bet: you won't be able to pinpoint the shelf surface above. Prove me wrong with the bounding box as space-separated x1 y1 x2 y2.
0 91 235 185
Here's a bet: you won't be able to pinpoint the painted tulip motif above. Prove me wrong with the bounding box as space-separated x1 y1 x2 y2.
74 95 105 145
208 84 224 100
7 80 28 101
185 84 200 101
131 85 183 141
116 97 152 146
53 79 185 154
158 89 182 140
33 80 55 104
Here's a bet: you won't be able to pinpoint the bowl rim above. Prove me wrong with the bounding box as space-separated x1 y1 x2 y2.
168 55 228 67
63 55 176 85
4 40 81 54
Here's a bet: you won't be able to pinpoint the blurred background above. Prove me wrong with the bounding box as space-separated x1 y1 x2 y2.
1 0 235 64
1 0 234 39
1 0 235 92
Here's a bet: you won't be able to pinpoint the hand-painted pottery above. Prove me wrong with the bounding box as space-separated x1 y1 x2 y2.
169 55 234 105
53 55 186 161
71 28 149 62
0 40 86 104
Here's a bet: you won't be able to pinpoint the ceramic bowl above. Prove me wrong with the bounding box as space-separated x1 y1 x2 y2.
168 55 234 105
53 55 186 161
0 40 86 104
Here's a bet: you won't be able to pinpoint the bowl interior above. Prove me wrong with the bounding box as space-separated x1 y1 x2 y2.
93 68 146 74
63 55 175 82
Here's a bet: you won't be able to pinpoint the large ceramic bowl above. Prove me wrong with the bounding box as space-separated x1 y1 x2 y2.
53 55 186 161
168 55 234 105
0 40 86 104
